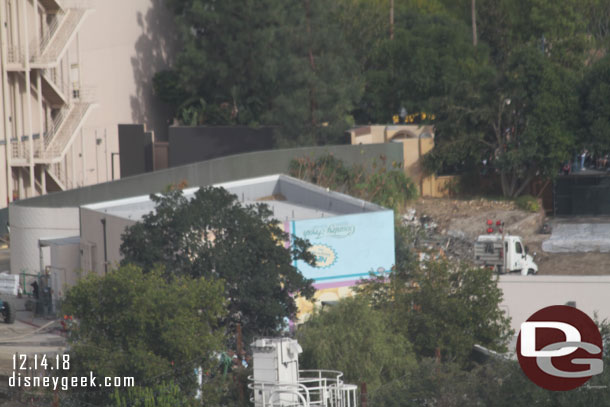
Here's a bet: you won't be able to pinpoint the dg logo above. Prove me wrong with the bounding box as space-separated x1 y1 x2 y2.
516 305 603 391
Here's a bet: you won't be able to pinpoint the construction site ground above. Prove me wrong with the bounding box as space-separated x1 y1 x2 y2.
411 197 610 276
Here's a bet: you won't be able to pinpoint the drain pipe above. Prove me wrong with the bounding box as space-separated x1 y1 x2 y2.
101 218 108 275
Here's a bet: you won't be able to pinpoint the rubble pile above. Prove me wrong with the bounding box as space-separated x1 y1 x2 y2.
401 208 474 264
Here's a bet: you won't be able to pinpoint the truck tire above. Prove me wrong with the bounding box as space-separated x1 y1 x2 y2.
527 268 536 275
3 302 15 324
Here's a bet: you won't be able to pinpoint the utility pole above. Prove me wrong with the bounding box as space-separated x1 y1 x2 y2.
471 0 478 46
390 0 394 40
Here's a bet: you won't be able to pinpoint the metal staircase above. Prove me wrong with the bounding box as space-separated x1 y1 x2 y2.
31 8 89 66
36 101 95 163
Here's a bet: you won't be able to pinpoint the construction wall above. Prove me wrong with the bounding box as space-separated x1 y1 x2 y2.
168 126 275 168
14 143 403 209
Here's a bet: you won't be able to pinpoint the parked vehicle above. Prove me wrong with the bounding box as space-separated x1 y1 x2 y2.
0 299 15 323
474 234 538 275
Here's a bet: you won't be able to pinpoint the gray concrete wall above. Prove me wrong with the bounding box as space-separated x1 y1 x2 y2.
14 143 403 208
168 126 275 167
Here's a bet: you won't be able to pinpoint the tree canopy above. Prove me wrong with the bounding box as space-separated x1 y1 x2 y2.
61 265 226 404
120 186 315 342
153 0 610 197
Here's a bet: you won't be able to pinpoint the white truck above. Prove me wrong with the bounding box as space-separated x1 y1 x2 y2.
474 234 538 275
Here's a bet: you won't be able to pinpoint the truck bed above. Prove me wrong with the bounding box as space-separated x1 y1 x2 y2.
474 241 503 266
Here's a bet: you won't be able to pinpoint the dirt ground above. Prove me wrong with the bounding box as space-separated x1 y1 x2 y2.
411 197 610 275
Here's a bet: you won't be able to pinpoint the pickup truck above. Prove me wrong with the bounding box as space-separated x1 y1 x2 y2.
474 234 538 275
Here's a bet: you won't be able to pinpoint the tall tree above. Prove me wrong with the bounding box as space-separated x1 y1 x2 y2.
120 186 315 342
154 0 288 126
267 0 363 145
579 55 610 154
154 0 362 146
356 9 490 124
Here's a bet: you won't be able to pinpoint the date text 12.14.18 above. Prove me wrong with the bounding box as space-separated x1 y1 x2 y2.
13 354 70 371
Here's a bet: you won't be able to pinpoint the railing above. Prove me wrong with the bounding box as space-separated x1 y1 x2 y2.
72 85 96 103
60 0 94 8
43 106 70 152
30 11 65 59
42 68 70 97
249 370 358 407
49 162 67 189
6 45 24 64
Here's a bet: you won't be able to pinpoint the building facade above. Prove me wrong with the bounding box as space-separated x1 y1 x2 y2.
0 0 95 204
0 0 174 207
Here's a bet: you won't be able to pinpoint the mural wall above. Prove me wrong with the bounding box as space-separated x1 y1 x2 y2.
287 210 395 321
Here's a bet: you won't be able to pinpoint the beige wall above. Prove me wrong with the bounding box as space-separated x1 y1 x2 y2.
498 275 610 333
78 0 175 185
79 207 135 275
349 125 441 197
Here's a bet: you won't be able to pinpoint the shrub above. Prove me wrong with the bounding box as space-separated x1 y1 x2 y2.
289 154 418 211
514 195 540 212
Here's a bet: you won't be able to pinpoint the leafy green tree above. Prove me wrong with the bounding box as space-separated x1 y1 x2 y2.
111 382 196 407
579 55 610 154
155 0 362 145
358 260 512 365
266 0 363 145
120 186 315 342
426 44 578 197
154 0 288 126
357 9 491 124
61 265 226 404
296 297 416 393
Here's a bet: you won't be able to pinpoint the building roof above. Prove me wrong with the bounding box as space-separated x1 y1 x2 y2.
82 174 388 222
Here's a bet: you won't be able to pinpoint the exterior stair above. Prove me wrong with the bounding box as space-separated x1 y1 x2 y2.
31 9 89 66
37 102 95 163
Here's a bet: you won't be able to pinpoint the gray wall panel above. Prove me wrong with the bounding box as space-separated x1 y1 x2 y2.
14 143 403 209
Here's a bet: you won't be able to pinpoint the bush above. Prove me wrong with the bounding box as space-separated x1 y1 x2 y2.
514 195 540 212
296 297 416 393
289 154 418 211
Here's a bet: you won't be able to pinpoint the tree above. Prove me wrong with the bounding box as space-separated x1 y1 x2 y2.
296 297 416 393
120 186 315 342
154 0 288 126
263 0 363 145
111 382 196 407
357 260 512 366
579 55 610 154
61 265 226 404
154 0 362 145
426 44 579 197
356 9 491 124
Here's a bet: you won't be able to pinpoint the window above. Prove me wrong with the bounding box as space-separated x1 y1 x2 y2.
515 242 523 254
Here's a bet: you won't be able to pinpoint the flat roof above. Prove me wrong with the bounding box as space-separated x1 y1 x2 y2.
83 174 388 222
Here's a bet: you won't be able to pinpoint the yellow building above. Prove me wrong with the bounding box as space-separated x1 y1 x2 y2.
349 124 455 197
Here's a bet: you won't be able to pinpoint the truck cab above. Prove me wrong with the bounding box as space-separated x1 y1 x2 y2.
474 234 538 275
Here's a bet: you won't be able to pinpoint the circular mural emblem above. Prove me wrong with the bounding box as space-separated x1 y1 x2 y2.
309 244 337 268
516 305 603 391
